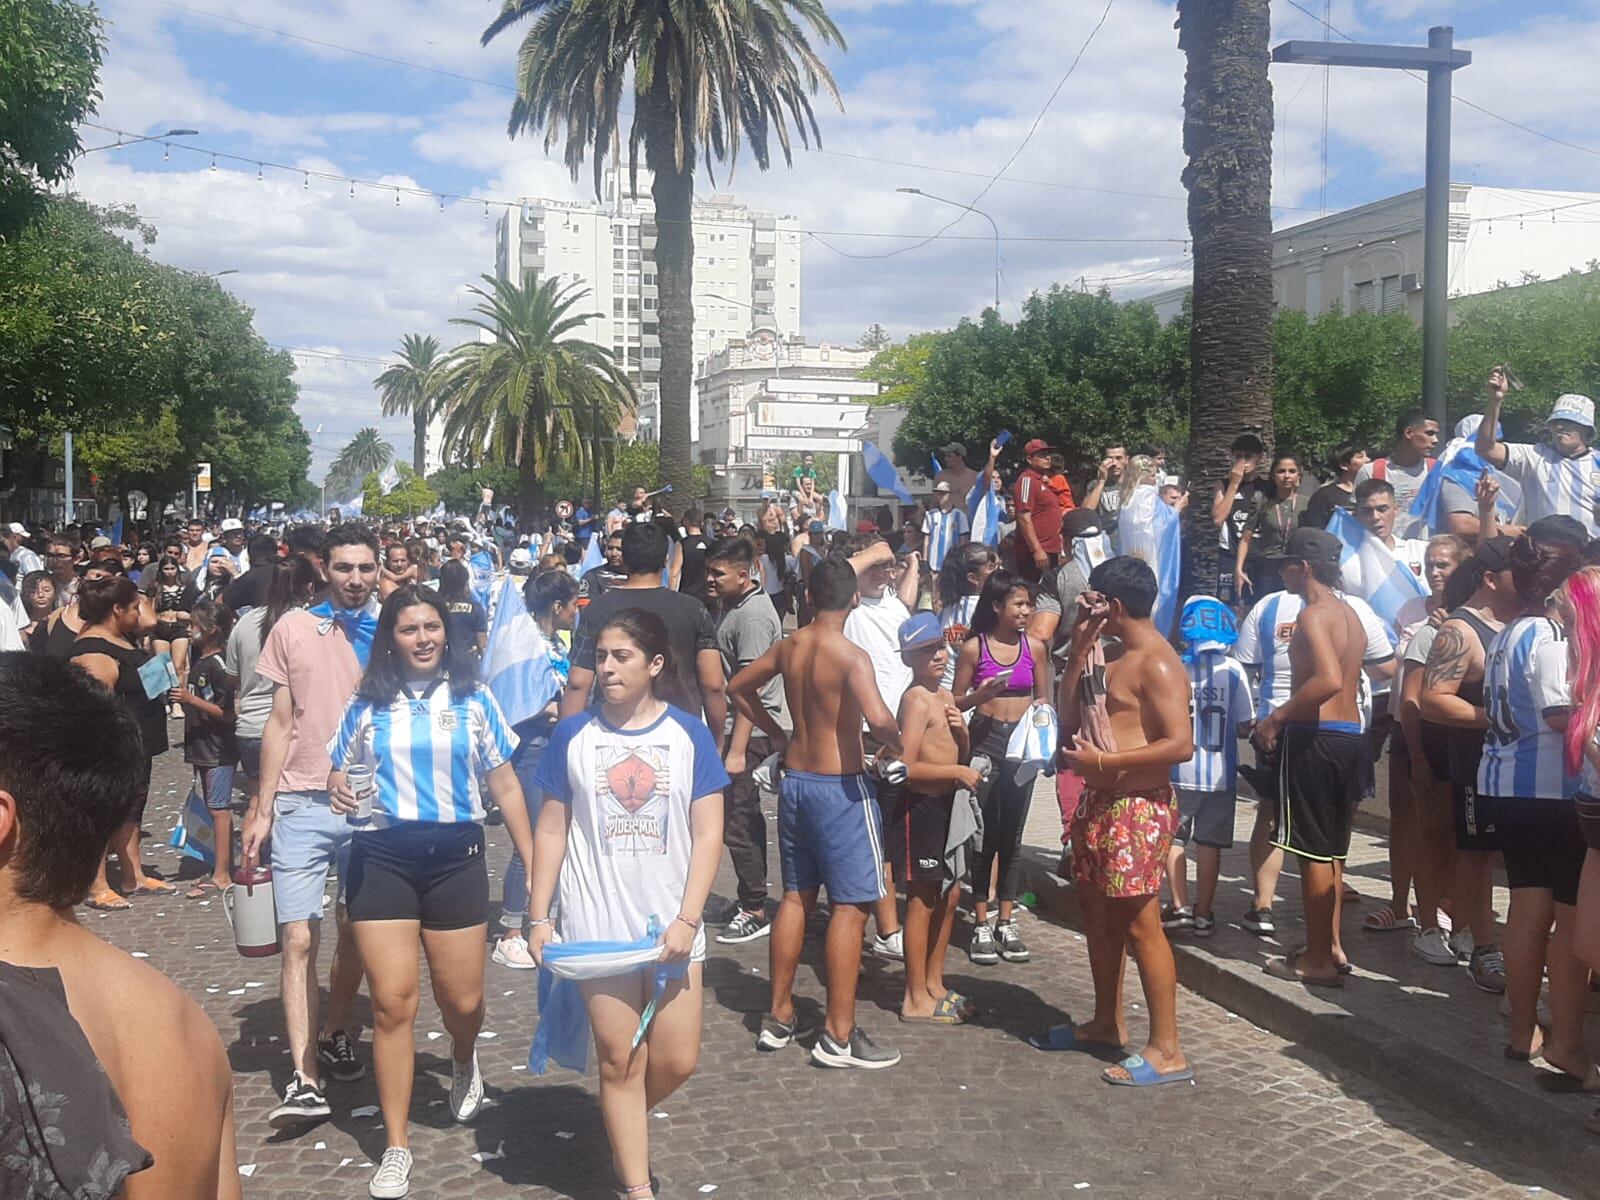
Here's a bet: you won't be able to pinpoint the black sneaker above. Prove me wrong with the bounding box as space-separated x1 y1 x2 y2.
1161 904 1196 931
268 1073 330 1129
1242 907 1276 937
810 1026 901 1070
995 920 1030 962
756 1012 812 1051
716 908 771 944
318 1028 366 1082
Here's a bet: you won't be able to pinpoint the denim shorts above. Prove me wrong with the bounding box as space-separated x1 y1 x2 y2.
777 769 885 904
196 765 236 812
270 791 352 923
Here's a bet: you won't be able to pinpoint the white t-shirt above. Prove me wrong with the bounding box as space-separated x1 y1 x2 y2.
0 599 20 653
1233 590 1393 725
1389 536 1429 585
845 588 913 716
532 705 731 961
1356 458 1432 538
1501 442 1600 537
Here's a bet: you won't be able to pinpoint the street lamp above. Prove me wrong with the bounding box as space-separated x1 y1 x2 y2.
205 269 239 278
80 127 199 154
897 187 1001 314
1272 27 1470 427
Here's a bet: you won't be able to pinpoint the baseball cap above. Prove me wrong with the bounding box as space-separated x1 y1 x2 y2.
1471 534 1515 573
88 535 113 550
4 522 25 535
854 519 879 534
1284 527 1342 569
1548 393 1595 430
933 481 952 494
808 520 825 535
1023 438 1058 457
219 518 244 533
1527 514 1589 549
897 611 944 655
939 441 968 458
509 547 534 569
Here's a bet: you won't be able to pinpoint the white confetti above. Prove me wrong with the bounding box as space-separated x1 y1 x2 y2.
427 1031 442 1040
653 1112 669 1119
503 990 515 996
245 981 263 988
351 1105 379 1118
314 1141 326 1151
1075 1185 1091 1191
512 1064 527 1071
555 1131 575 1140
959 1085 968 1091
238 1165 257 1178
478 1031 498 1039
227 988 246 996
699 1187 719 1195
470 1142 505 1163
131 952 149 959
206 987 221 994
339 1158 354 1167
199 901 211 907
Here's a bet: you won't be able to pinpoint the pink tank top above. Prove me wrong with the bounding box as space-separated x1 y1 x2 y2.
975 634 1034 696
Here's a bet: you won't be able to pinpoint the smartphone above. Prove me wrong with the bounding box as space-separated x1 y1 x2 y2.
995 430 1013 447
1493 364 1525 392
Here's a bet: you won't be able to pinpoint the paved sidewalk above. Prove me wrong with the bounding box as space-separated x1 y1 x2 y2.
1019 774 1600 1198
81 749 1570 1198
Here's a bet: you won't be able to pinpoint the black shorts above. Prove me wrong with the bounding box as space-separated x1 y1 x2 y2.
345 823 490 930
1418 720 1451 781
1273 723 1365 863
236 737 262 781
1451 780 1500 852
1479 796 1586 906
884 790 953 884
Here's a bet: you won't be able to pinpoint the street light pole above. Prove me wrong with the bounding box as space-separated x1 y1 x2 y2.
1271 27 1470 428
896 187 1001 314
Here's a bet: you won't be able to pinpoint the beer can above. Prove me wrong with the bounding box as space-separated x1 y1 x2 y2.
344 764 375 825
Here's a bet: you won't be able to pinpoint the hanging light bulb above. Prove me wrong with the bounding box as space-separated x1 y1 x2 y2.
483 201 490 219
437 195 445 212
257 164 263 182
163 143 170 161
209 155 216 173
349 180 355 199
303 172 310 191
394 189 400 207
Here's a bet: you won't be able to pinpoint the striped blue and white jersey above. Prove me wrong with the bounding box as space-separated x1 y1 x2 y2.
1232 590 1393 724
1478 616 1575 801
1172 653 1254 793
1502 442 1600 537
329 679 517 825
922 507 970 572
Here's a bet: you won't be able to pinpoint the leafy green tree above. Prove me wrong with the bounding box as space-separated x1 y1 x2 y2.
775 451 837 494
328 428 394 499
862 332 937 408
435 275 634 525
482 0 845 499
858 324 891 353
374 333 445 475
363 463 439 519
426 463 519 513
1 0 104 237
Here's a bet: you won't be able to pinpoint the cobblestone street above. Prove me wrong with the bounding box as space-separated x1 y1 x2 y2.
90 749 1567 1199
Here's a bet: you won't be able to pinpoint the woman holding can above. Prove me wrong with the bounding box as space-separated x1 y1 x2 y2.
327 585 536 1200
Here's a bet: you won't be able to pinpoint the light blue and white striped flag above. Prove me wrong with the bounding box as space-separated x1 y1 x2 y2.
1327 507 1427 641
1118 485 1183 635
1005 701 1059 784
862 442 913 504
970 479 1002 546
827 489 848 531
578 532 604 577
379 463 401 493
483 575 565 728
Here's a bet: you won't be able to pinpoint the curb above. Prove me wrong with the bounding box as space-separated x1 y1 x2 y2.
1017 847 1600 1198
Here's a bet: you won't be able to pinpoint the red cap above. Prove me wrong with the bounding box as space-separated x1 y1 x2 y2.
1024 438 1058 456
854 519 879 533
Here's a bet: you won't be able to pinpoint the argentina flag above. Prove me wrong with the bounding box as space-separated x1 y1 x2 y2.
862 441 913 504
827 488 849 531
1326 507 1427 641
483 574 565 728
970 478 1002 546
1118 484 1183 636
578 532 604 577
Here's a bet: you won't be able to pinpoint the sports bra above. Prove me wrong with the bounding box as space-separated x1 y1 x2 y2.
974 634 1034 696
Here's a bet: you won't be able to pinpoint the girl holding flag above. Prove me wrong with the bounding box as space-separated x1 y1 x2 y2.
525 609 728 1200
327 585 536 1200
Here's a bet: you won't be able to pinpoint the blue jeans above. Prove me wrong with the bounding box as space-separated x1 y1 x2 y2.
500 739 546 931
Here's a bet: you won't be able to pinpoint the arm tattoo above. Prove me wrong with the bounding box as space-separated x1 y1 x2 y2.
1423 624 1471 690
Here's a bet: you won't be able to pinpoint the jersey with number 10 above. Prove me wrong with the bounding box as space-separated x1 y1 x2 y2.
1478 616 1574 801
1172 653 1255 793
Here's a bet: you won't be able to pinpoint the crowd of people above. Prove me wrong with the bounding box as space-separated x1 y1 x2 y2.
8 367 1600 1194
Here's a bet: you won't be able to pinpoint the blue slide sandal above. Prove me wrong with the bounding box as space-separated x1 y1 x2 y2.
1102 1054 1196 1087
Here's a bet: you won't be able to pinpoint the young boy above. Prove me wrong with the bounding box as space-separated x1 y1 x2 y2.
173 599 238 897
1162 597 1254 938
889 613 983 1023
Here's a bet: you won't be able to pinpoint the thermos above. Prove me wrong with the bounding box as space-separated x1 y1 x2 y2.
224 863 280 957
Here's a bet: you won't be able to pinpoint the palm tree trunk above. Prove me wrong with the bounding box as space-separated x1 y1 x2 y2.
647 109 696 498
1178 0 1275 597
413 407 427 476
517 446 541 529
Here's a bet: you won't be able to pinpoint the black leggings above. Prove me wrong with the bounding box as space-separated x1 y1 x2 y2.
969 713 1033 905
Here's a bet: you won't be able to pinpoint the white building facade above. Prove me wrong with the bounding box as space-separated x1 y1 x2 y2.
493 172 802 446
1144 183 1600 323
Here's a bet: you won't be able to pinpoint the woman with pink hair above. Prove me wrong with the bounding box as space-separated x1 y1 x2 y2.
1563 566 1600 984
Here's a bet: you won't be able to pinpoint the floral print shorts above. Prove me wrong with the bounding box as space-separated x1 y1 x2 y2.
1071 784 1179 899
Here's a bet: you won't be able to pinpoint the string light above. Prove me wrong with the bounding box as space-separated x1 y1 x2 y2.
348 180 355 199
162 143 170 161
303 171 310 190
257 164 263 182
209 154 216 172
394 188 400 207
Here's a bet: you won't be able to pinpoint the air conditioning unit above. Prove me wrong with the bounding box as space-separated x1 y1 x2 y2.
1401 273 1422 293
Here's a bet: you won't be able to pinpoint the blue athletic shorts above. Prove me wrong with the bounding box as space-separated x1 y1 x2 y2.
777 769 886 904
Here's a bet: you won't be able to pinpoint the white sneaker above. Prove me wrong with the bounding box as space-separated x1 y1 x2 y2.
1411 927 1458 966
492 934 537 970
369 1147 412 1199
1449 927 1475 960
871 929 904 961
450 1050 484 1123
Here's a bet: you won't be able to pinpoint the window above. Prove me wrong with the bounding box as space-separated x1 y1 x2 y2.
627 300 640 317
1380 274 1403 314
643 322 659 336
613 299 624 317
1355 280 1376 314
613 272 625 289
643 297 656 310
643 272 656 286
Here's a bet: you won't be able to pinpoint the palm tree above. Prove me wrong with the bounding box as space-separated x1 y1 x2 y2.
1177 0 1275 595
435 274 634 523
328 427 394 498
374 334 444 476
481 0 845 497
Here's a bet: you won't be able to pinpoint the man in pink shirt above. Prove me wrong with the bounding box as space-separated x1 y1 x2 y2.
242 525 380 1129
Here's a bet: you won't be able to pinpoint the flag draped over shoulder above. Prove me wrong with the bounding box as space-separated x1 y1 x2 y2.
1327 507 1427 640
862 442 913 504
1410 414 1521 534
1117 484 1182 634
827 489 848 531
578 532 604 577
483 575 564 728
970 478 1002 547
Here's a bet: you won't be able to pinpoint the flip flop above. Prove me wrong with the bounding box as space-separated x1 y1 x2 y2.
185 880 222 899
1263 950 1344 989
943 990 978 1021
899 993 967 1026
134 880 176 896
1028 1022 1127 1054
1102 1054 1195 1087
1537 1065 1600 1094
1361 904 1416 932
85 892 132 911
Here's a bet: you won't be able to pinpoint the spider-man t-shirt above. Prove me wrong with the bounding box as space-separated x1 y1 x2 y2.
532 704 730 961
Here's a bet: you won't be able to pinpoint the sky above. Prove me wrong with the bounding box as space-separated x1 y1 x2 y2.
67 0 1600 482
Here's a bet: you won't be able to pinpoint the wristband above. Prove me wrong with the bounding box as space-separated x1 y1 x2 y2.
675 914 700 931
529 917 552 929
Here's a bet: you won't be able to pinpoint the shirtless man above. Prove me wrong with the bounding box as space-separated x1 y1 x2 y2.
1055 556 1195 1086
0 654 239 1198
378 540 416 599
890 613 981 1023
728 558 906 1069
1252 528 1369 987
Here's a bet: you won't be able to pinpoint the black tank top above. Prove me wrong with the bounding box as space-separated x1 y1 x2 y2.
68 636 168 758
34 615 80 660
1442 606 1501 786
